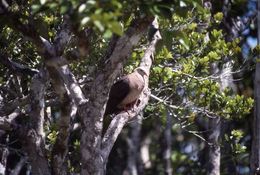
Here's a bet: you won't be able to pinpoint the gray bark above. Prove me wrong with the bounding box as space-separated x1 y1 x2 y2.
163 109 173 175
0 5 161 174
206 59 236 175
51 93 77 175
206 117 221 175
22 69 50 175
10 156 27 175
123 114 142 175
79 17 154 175
250 0 260 174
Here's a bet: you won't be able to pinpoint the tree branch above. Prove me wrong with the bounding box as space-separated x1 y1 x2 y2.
10 156 28 175
0 5 86 106
79 16 154 175
0 5 54 57
51 93 77 175
0 95 29 116
101 89 150 163
150 94 219 118
0 53 39 76
21 68 51 175
100 17 161 165
0 108 21 131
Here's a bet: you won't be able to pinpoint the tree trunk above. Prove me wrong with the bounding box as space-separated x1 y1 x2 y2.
163 109 173 175
80 17 157 175
124 114 142 175
206 117 221 175
250 0 260 174
22 69 51 175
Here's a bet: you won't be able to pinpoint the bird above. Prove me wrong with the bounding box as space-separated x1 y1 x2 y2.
104 67 148 115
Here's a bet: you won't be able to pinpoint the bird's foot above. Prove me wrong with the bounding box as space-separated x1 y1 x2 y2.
122 100 140 115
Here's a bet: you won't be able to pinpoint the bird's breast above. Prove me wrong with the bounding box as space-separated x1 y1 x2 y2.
119 88 142 106
118 74 145 107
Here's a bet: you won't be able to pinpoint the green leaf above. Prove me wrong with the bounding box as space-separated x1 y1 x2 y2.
94 20 105 32
60 5 69 14
81 17 90 27
172 31 190 50
214 12 223 23
31 4 41 14
110 21 123 35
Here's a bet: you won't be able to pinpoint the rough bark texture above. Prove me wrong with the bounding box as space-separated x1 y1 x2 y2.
206 117 221 175
206 60 236 175
163 109 173 175
22 69 50 175
51 93 76 175
10 157 27 175
124 114 142 175
251 61 260 174
250 1 260 173
0 4 161 174
79 17 155 175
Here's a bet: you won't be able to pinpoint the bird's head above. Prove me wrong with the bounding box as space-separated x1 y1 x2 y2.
135 67 149 77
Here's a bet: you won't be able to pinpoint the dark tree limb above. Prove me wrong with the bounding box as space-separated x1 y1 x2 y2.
0 5 86 106
54 16 93 61
79 16 154 175
10 156 28 175
0 108 21 131
0 54 39 76
53 18 73 56
82 17 161 175
0 95 28 116
51 93 77 175
163 109 173 175
101 90 150 164
250 0 260 174
124 114 143 175
21 68 51 175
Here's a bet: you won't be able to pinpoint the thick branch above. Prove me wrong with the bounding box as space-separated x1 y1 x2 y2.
22 68 51 175
67 14 93 58
0 5 85 106
0 108 21 131
53 18 72 56
101 89 150 163
0 6 54 57
0 95 29 116
0 53 39 76
10 156 28 175
79 16 154 175
163 109 173 175
51 93 77 175
124 114 143 175
100 18 161 165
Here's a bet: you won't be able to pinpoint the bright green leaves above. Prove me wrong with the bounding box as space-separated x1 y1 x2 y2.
223 95 253 119
148 4 252 126
211 29 223 40
77 0 124 37
31 0 124 38
213 12 223 24
89 9 123 36
225 129 247 156
47 130 58 145
155 46 173 62
208 51 220 60
186 77 253 119
151 66 174 84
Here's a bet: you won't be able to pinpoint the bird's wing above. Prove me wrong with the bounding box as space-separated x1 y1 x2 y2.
105 77 130 115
